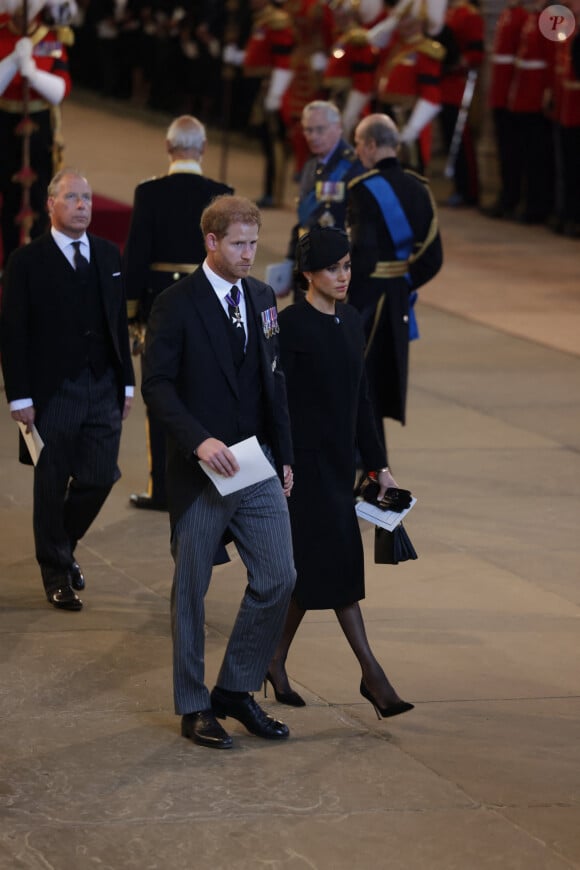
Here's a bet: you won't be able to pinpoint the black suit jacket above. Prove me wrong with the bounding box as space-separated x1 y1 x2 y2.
123 172 233 322
346 157 443 424
141 268 293 530
0 232 134 419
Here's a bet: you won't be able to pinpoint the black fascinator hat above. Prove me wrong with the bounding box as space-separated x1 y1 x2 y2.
295 225 350 272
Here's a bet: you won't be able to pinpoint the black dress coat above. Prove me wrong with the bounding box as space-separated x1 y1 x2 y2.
141 268 293 532
123 172 233 322
0 232 134 423
279 300 386 610
347 157 443 424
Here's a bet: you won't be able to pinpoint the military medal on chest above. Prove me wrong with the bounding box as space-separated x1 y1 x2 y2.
261 306 280 338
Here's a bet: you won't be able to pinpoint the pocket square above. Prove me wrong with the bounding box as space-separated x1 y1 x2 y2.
112 271 121 277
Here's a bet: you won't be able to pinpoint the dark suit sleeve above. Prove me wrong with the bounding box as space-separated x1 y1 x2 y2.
141 287 211 458
0 247 33 402
408 182 443 291
122 183 154 321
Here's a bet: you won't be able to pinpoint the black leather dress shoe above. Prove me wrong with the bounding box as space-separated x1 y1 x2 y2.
129 493 168 511
181 710 233 749
70 561 85 591
47 585 83 611
210 687 290 740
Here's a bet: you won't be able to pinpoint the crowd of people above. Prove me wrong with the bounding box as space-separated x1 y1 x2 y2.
0 0 578 751
60 0 580 236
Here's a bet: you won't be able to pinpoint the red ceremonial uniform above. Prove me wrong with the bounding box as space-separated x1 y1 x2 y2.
508 8 556 113
556 37 580 128
440 0 484 106
551 31 580 233
488 1 528 110
0 20 71 103
243 3 296 76
242 1 296 206
0 16 73 265
376 31 443 109
281 0 336 173
324 24 380 99
505 4 556 223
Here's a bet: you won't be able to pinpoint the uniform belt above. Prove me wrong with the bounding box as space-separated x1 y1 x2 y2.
370 260 410 278
492 54 515 64
514 59 547 70
150 262 199 274
0 97 49 113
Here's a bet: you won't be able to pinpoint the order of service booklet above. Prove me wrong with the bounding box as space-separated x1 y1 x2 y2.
199 436 276 496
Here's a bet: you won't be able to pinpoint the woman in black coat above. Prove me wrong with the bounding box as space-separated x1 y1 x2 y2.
267 226 413 720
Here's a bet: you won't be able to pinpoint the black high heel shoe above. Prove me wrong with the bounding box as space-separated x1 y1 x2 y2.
264 671 306 707
360 680 414 720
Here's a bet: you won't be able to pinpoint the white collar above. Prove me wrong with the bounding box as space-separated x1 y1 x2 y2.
51 227 89 252
168 159 202 175
202 261 242 302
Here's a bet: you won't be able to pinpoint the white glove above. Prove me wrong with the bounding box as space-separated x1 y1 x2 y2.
222 43 245 66
310 51 327 73
25 68 66 104
366 15 398 49
400 98 440 142
13 36 34 65
264 67 293 111
0 52 19 95
342 88 371 139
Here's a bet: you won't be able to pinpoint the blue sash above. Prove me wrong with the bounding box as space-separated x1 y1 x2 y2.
297 157 352 227
362 173 420 340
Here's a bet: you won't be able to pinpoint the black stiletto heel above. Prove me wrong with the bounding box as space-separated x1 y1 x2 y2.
360 680 414 719
265 671 306 707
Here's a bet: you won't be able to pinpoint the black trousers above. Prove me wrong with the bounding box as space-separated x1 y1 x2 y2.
33 366 122 593
492 107 521 213
140 355 167 504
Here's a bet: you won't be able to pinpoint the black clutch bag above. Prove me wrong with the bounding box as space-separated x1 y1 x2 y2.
357 478 413 513
374 524 418 565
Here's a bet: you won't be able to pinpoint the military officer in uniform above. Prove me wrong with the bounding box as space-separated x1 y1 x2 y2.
347 113 443 450
285 99 361 296
0 0 74 268
123 114 233 510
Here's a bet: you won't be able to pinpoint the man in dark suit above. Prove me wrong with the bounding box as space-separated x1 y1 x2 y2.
123 114 233 511
142 194 296 750
347 113 443 449
0 168 135 611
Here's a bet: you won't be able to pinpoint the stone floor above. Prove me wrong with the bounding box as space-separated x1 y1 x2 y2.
0 96 579 870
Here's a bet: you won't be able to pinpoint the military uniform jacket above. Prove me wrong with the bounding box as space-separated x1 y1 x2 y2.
347 157 443 424
287 139 362 258
123 171 233 322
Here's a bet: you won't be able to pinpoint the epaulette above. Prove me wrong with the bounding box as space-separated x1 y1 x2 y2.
343 26 370 47
257 6 292 29
347 167 379 189
403 167 429 184
55 25 75 46
417 37 446 61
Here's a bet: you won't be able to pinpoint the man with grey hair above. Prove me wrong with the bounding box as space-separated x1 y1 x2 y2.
347 113 443 451
281 100 362 297
1 168 134 610
123 114 233 511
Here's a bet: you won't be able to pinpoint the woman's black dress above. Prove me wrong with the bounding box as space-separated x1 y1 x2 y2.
279 299 386 610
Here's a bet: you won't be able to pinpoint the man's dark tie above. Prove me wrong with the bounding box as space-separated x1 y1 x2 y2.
72 240 90 277
225 285 246 357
